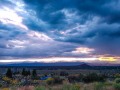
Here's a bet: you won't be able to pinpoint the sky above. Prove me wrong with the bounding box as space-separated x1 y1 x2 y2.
0 0 120 64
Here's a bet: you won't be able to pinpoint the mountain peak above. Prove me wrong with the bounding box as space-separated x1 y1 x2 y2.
78 63 91 67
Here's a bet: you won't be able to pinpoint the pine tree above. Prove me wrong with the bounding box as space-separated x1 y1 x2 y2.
27 70 31 76
6 68 12 78
32 69 37 77
22 68 26 76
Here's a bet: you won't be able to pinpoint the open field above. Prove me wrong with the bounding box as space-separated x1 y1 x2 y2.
0 82 119 90
0 81 119 90
1 66 120 90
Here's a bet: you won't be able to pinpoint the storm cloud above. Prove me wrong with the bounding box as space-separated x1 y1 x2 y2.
0 0 120 60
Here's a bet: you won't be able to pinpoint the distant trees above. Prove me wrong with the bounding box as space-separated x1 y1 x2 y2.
5 68 37 78
32 69 37 77
6 68 12 78
46 77 63 85
82 73 106 83
68 73 106 83
68 76 80 83
13 71 20 75
27 70 31 76
60 71 68 76
22 68 31 76
22 68 26 76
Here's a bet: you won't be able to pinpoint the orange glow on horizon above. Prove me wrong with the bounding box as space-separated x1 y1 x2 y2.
0 57 119 63
98 57 117 62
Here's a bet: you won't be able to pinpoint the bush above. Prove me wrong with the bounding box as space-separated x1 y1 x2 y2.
68 76 81 83
60 71 69 76
0 84 2 87
35 86 46 90
32 76 39 80
2 88 9 90
104 82 113 86
94 82 105 90
53 77 63 84
46 77 63 85
114 74 120 78
113 78 120 90
83 73 105 83
62 84 71 90
46 78 54 85
115 78 120 83
71 84 81 90
113 83 120 90
62 84 80 90
78 73 84 81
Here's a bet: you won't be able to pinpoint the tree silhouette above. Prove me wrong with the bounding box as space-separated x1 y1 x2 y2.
6 68 12 78
27 70 31 76
32 69 37 77
22 68 26 76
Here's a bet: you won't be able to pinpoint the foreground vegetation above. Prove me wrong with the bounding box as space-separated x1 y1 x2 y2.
0 81 120 90
1 68 120 90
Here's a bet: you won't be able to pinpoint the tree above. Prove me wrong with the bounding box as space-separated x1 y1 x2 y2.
82 73 105 83
27 70 31 76
60 71 68 76
6 68 12 78
22 68 26 76
32 69 37 77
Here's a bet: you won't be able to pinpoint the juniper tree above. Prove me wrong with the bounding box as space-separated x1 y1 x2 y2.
6 68 12 78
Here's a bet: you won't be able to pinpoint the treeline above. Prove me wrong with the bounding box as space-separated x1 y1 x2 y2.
68 73 106 83
44 73 107 85
6 68 37 78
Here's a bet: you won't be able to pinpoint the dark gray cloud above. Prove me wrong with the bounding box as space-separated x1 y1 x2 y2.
0 0 120 59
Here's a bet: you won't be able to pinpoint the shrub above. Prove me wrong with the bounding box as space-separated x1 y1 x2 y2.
32 76 39 80
71 84 81 90
68 76 81 83
11 80 18 84
62 84 80 90
68 74 84 83
46 78 54 85
3 77 10 81
53 77 63 84
94 82 105 90
10 87 18 90
83 73 105 83
60 71 68 76
115 78 120 83
62 84 71 90
2 88 9 90
78 73 84 81
114 74 120 78
113 83 120 90
35 86 46 90
0 84 2 87
46 77 63 85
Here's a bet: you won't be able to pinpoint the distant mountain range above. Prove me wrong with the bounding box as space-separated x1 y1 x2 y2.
0 62 85 66
1 62 120 70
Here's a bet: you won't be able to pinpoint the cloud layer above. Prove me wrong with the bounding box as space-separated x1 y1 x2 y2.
0 0 120 61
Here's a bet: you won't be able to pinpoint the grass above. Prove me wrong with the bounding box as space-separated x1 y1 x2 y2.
94 82 106 90
62 84 80 90
35 86 46 90
0 81 118 90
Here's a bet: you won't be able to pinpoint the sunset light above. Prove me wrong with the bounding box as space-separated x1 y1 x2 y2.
98 57 117 62
0 0 120 89
0 0 120 65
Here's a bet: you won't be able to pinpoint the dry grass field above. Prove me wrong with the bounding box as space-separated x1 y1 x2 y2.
0 81 120 90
